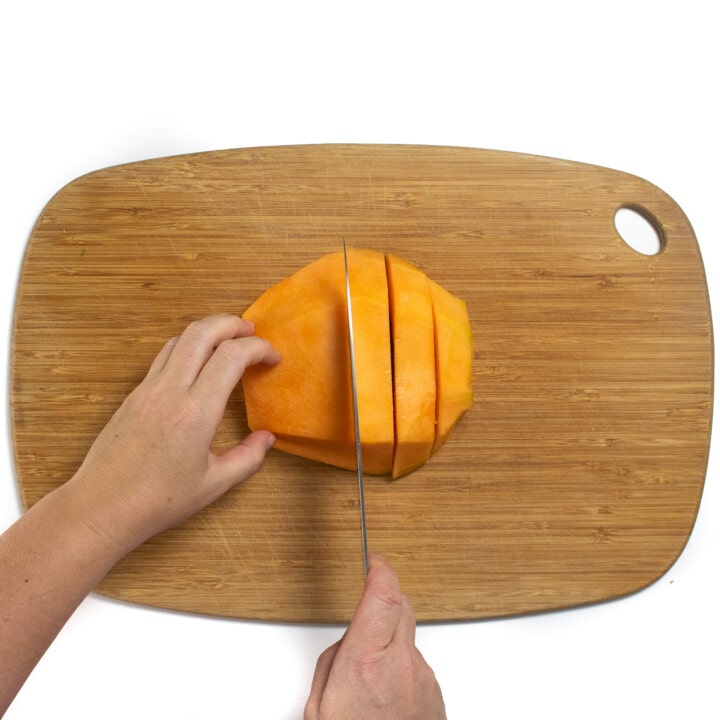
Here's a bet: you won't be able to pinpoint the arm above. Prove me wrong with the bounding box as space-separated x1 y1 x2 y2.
0 314 280 716
305 554 447 720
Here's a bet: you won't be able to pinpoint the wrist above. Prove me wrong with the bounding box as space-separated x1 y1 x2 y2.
54 472 144 566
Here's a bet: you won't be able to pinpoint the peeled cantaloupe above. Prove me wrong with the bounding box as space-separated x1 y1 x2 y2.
241 248 472 477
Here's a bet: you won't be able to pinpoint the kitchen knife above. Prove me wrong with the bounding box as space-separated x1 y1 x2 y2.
343 240 370 576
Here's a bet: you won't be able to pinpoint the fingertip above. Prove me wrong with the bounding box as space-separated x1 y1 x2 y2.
247 336 280 366
228 315 256 339
241 429 275 468
367 554 398 587
214 313 255 339
238 317 255 335
362 558 403 610
264 342 281 366
244 335 280 366
347 560 406 651
212 430 274 493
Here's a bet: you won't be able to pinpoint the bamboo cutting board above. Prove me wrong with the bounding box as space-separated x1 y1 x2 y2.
10 145 713 622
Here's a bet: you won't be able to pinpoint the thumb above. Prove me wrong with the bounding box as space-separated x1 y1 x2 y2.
208 430 276 493
341 554 406 654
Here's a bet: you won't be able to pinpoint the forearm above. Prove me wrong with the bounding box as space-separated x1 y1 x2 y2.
0 316 279 716
0 481 124 716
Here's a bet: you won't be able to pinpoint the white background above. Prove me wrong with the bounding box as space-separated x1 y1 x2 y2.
1 1 717 718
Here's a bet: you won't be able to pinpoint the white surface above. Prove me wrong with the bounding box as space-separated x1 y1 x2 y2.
1 1 717 718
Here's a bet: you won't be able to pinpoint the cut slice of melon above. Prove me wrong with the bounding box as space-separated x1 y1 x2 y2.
428 277 474 453
386 254 436 478
347 248 395 473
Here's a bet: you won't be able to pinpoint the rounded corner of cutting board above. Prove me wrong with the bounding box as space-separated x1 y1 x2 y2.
11 145 713 622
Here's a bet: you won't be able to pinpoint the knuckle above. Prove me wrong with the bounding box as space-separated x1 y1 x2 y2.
353 650 385 688
127 382 166 420
184 318 209 339
417 652 437 681
219 336 272 366
174 393 203 426
395 648 416 677
374 585 405 611
315 645 336 667
243 445 266 475
215 337 250 367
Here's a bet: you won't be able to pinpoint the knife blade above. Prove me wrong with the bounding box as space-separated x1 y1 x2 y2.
343 240 370 576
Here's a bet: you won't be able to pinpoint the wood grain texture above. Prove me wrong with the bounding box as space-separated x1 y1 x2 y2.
10 145 713 622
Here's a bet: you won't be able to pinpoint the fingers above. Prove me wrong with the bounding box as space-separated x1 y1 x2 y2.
207 430 276 495
137 315 281 503
304 640 341 720
146 315 280 424
342 554 408 655
160 314 257 386
191 334 280 421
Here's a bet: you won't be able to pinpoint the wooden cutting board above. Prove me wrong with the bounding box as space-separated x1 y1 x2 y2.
10 145 713 623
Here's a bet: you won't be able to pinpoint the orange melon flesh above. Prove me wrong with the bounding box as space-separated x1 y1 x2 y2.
386 254 436 478
241 248 394 474
349 249 395 473
428 277 474 452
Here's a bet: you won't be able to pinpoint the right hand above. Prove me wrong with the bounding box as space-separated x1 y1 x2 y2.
304 554 447 720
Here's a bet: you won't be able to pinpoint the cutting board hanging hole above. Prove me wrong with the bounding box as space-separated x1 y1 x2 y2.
614 206 663 256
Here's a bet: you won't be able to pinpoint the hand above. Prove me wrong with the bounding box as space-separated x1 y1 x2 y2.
65 314 280 556
305 554 447 720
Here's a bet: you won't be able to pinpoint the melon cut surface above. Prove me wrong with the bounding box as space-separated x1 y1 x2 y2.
386 254 436 478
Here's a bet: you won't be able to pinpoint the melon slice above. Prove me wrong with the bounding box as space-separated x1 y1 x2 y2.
241 248 394 474
428 278 474 452
386 254 436 478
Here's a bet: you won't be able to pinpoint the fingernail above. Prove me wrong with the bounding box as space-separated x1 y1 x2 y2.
266 433 277 450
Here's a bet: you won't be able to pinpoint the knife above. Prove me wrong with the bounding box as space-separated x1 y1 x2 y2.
343 240 370 576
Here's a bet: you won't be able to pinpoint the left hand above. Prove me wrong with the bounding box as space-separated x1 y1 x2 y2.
65 313 280 556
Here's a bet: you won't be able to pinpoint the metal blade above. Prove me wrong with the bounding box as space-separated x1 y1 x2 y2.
343 240 369 576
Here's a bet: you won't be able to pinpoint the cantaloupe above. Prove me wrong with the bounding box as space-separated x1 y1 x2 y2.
386 254 436 477
241 249 472 477
428 277 474 453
